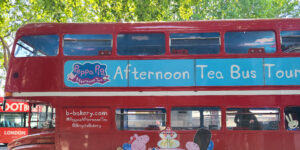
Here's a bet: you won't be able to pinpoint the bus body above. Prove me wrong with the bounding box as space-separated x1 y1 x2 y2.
0 98 28 144
5 19 300 150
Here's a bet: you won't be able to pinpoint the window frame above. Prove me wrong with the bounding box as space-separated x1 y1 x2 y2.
284 106 300 131
226 107 280 131
170 107 222 131
116 33 166 56
224 30 277 54
280 30 300 53
169 32 221 55
115 108 166 131
63 34 113 56
14 34 60 58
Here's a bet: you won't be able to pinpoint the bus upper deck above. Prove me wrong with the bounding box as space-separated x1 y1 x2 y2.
4 18 300 150
5 18 300 98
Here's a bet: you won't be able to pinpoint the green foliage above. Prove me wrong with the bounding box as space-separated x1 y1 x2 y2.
0 0 299 73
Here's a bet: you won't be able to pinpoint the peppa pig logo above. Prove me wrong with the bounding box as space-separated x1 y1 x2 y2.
67 62 110 85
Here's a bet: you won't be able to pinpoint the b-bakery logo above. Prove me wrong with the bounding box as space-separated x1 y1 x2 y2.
67 62 110 85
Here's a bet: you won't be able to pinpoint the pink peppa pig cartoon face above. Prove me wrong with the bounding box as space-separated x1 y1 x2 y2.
186 141 200 150
131 134 150 150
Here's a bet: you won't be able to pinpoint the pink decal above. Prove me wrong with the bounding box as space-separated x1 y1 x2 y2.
186 142 200 150
68 62 110 85
130 134 150 150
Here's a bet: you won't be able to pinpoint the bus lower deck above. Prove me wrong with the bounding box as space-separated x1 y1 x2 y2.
8 95 300 150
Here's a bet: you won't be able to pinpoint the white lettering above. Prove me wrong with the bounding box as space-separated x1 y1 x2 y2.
4 131 26 135
173 72 181 80
276 70 284 78
264 64 275 78
114 66 123 80
251 71 256 78
156 72 163 79
208 71 215 79
140 72 147 80
132 68 139 80
124 64 131 79
231 65 240 79
196 65 208 79
164 72 172 80
216 71 224 79
148 71 154 79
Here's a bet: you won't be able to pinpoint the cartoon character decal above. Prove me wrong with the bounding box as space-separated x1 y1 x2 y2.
67 62 110 85
157 127 180 148
118 134 150 150
286 113 299 130
118 128 214 150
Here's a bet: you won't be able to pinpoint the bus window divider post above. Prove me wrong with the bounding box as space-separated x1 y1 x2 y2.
0 98 7 111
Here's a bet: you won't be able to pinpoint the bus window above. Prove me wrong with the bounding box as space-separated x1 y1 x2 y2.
225 31 276 54
15 35 59 57
284 106 300 131
0 113 27 128
63 34 112 56
226 108 279 130
31 105 55 129
171 107 221 130
115 108 166 130
281 31 300 53
117 33 165 55
170 33 220 55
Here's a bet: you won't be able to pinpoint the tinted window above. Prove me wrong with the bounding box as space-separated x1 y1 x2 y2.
281 31 300 53
170 33 220 55
226 108 279 130
64 34 112 56
284 106 300 131
30 105 55 129
15 35 59 57
171 107 221 130
0 113 27 128
225 31 276 54
117 33 165 55
116 108 166 130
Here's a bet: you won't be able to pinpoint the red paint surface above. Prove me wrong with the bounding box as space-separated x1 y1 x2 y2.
62 107 110 131
0 128 28 144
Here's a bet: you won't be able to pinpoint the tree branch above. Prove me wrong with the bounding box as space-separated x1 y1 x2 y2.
0 36 10 71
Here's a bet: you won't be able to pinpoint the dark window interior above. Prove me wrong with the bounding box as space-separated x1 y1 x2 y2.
170 33 220 55
117 33 165 55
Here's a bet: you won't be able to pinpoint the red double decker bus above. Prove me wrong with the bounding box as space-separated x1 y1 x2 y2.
0 98 28 144
5 19 300 150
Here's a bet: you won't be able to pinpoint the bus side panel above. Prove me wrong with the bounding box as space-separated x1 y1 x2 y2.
0 128 28 144
57 132 113 150
225 132 283 150
283 132 300 150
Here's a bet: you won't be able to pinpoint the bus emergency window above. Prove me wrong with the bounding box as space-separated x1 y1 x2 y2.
226 108 279 130
30 105 55 129
225 31 276 54
0 113 27 128
117 33 165 55
171 107 221 130
116 108 166 130
170 33 220 55
281 31 300 53
15 35 59 57
284 107 300 131
63 34 112 56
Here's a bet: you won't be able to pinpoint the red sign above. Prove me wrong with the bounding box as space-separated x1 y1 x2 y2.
0 128 28 143
62 107 110 130
0 99 29 112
